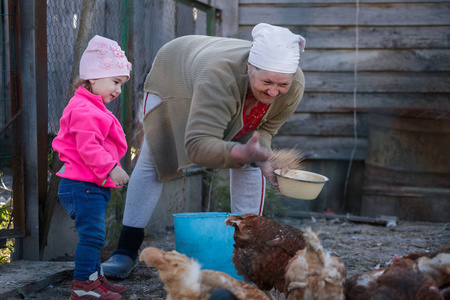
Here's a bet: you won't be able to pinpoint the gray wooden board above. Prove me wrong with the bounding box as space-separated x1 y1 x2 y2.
239 26 450 49
239 3 450 26
300 50 450 72
279 112 369 136
272 135 368 160
297 93 450 113
304 72 450 93
0 260 74 298
240 0 444 3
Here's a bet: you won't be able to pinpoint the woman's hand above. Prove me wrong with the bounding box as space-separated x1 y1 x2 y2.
255 161 290 195
230 131 271 165
109 165 130 186
255 160 278 187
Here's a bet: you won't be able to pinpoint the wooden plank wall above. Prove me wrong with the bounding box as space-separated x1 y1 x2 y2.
237 0 450 213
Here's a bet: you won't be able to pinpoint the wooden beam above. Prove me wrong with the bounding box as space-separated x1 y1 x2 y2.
0 228 25 240
20 0 40 260
8 0 25 260
286 210 398 226
42 0 98 260
35 0 49 261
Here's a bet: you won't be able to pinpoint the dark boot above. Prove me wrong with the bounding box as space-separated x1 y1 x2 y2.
100 226 144 279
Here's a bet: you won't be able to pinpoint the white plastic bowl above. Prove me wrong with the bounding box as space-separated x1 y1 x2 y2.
274 169 329 200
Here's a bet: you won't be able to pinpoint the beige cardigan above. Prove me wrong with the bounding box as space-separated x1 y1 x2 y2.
143 35 305 182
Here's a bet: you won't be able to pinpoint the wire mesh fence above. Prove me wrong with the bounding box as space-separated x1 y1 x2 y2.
47 0 212 162
46 0 212 230
1 0 219 260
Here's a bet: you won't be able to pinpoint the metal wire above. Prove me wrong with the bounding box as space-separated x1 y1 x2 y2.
1 0 218 253
341 0 360 212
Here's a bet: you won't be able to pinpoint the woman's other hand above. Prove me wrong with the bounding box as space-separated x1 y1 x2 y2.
255 160 278 188
230 131 270 165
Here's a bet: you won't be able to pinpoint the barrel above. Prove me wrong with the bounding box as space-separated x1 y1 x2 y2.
361 113 450 222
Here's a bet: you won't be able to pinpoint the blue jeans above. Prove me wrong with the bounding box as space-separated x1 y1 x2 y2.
58 178 111 281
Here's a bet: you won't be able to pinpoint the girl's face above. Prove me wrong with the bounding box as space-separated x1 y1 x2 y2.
247 63 294 105
89 76 128 104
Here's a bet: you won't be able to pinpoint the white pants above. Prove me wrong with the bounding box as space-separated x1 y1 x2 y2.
122 93 266 228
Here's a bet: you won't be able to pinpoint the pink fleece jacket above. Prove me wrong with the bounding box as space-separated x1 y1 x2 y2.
52 86 127 188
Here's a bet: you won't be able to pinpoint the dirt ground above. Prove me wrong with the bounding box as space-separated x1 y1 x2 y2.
12 215 450 300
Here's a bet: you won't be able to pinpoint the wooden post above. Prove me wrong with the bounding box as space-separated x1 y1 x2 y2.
19 0 47 260
120 0 134 173
7 0 25 261
41 0 98 259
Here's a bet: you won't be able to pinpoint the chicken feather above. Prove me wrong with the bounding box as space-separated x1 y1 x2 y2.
139 247 269 300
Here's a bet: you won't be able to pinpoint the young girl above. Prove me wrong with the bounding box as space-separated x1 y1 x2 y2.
52 35 132 300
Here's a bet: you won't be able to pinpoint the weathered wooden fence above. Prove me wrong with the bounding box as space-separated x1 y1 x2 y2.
236 0 450 217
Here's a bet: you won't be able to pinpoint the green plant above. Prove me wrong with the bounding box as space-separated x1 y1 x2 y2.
262 184 287 219
0 204 14 264
202 168 287 217
104 187 127 251
203 168 231 212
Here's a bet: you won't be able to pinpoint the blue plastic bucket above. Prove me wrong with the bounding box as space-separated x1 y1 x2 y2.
172 212 242 280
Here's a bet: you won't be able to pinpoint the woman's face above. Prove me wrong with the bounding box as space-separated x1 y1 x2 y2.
247 63 295 105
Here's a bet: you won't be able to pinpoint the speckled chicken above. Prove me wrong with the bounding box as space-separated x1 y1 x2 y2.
225 214 306 297
139 247 269 300
399 244 450 299
345 257 443 300
284 228 346 299
400 244 450 285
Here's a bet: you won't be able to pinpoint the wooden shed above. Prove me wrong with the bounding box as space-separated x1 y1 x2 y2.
212 0 450 221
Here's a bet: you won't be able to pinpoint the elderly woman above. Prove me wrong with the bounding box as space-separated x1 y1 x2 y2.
102 23 306 278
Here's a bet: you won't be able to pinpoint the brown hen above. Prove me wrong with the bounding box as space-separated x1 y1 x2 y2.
139 247 269 300
225 214 306 296
284 228 346 300
399 244 450 299
345 257 443 300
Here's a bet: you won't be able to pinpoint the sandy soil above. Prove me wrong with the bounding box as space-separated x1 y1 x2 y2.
12 216 450 300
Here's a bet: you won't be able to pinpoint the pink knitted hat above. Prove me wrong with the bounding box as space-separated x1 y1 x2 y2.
79 35 132 80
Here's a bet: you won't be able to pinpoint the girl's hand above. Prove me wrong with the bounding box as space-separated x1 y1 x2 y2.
109 166 130 186
230 131 271 165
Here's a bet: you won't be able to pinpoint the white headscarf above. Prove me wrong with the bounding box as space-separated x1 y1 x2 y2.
248 23 306 74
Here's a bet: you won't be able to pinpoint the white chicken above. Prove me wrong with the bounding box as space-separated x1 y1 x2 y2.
139 247 269 300
284 228 346 300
